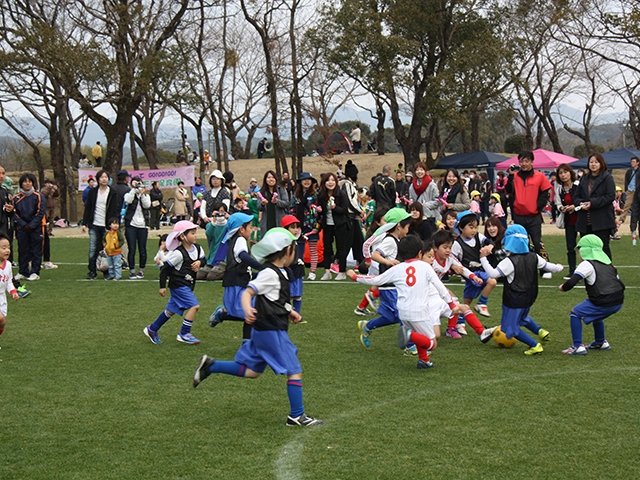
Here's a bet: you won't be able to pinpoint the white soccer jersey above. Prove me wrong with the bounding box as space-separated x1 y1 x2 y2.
353 259 453 323
431 253 474 280
0 260 15 316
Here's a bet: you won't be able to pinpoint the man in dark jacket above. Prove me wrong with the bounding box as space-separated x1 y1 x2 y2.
112 169 130 213
370 165 396 211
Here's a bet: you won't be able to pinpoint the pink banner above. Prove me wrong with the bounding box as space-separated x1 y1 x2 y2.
78 166 195 191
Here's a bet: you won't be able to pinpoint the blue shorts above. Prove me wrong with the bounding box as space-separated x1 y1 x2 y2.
501 305 533 338
378 289 400 324
234 329 302 375
572 299 622 324
223 286 246 318
290 277 303 298
463 271 490 300
166 286 199 315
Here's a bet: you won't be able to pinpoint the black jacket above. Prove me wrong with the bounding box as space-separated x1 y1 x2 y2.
573 171 616 232
83 187 119 228
318 187 350 229
370 175 396 209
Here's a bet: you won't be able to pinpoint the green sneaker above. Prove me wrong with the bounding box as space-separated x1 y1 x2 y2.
358 320 370 347
538 328 550 342
524 343 544 355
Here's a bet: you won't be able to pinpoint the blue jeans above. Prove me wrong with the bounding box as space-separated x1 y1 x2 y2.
125 226 148 272
88 226 106 275
106 253 122 279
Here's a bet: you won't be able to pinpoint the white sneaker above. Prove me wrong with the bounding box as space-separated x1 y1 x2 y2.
27 273 40 281
457 324 467 335
474 304 490 317
14 273 25 281
335 273 346 280
542 272 552 279
307 272 316 281
320 272 332 281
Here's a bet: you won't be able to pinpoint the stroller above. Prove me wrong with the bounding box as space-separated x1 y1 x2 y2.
159 198 175 226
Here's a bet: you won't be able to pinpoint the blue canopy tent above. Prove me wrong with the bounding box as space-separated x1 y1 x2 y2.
435 151 509 169
571 148 640 169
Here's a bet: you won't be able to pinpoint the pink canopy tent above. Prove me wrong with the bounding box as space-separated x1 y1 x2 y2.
495 149 578 170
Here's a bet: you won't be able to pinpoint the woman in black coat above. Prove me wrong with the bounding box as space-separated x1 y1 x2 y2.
317 172 350 280
573 153 616 259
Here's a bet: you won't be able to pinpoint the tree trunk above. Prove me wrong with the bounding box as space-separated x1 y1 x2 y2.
461 129 470 153
129 121 139 170
470 109 481 152
374 97 385 156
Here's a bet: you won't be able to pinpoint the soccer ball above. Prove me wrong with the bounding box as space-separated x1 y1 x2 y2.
493 327 517 349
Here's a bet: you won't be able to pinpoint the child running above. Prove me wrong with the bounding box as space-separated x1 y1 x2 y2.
143 221 206 345
193 228 323 427
356 208 412 350
0 233 20 346
558 234 624 355
349 235 463 369
479 224 564 355
209 212 263 342
451 211 497 318
429 230 497 341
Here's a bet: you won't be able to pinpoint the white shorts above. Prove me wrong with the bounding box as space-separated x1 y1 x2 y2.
427 295 452 326
403 319 435 340
0 295 7 316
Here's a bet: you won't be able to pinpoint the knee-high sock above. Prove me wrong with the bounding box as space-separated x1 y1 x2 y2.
478 294 489 305
409 332 433 362
592 319 605 343
448 315 458 329
0 327 4 335
210 361 246 376
293 298 302 314
180 319 193 335
463 310 485 335
358 295 369 309
514 329 537 348
570 312 583 346
150 310 171 332
287 379 304 418
522 315 542 335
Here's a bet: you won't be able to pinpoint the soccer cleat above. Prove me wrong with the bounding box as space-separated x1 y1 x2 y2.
17 286 30 298
397 325 412 349
358 320 371 347
365 291 378 312
143 326 162 345
334 273 346 280
457 324 467 335
320 272 332 281
538 328 550 342
479 326 498 343
14 273 25 281
587 340 611 350
524 343 544 355
354 307 374 316
445 327 462 339
193 355 215 387
403 345 418 357
542 272 553 279
209 305 225 327
176 332 200 344
286 413 324 426
417 360 434 369
562 344 588 355
307 272 316 281
474 304 490 317
27 274 40 281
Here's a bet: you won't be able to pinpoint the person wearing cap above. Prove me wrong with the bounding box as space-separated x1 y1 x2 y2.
558 234 624 355
479 224 564 355
124 176 151 279
111 169 131 214
144 220 206 345
209 212 264 342
0 166 14 255
469 190 481 215
291 172 321 280
201 169 231 265
259 170 289 237
82 170 119 280
193 228 323 427
281 215 305 315
149 181 163 230
357 208 413 351
488 192 506 228
247 177 259 197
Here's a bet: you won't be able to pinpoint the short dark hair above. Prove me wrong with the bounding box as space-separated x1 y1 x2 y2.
107 217 120 226
19 173 37 190
397 234 424 262
518 150 534 162
423 239 434 253
431 229 455 248
555 163 576 183
0 232 11 243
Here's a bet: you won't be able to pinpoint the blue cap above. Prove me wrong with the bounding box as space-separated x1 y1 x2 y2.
222 212 254 243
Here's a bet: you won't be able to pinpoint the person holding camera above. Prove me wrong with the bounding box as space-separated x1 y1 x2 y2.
124 176 151 279
504 150 552 277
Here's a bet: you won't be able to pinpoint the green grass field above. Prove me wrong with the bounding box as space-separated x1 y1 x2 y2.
2 235 640 479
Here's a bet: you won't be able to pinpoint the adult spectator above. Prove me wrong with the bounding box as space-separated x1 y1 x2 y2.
409 202 435 240
223 171 239 205
123 177 151 279
290 172 320 280
505 150 552 275
174 181 189 221
495 171 508 212
40 179 59 236
318 172 350 280
554 163 579 277
574 152 616 260
200 169 231 265
258 170 289 237
111 169 130 213
468 170 482 193
0 166 14 252
92 141 103 167
280 171 295 198
408 161 440 224
394 168 409 200
149 181 163 230
257 138 267 159
341 160 365 266
191 176 207 200
13 173 45 281
82 170 118 280
440 168 470 213
82 176 95 205
350 124 362 154
620 156 638 229
479 172 492 224
369 164 396 210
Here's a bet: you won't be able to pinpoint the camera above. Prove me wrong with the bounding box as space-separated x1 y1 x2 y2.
509 164 520 172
